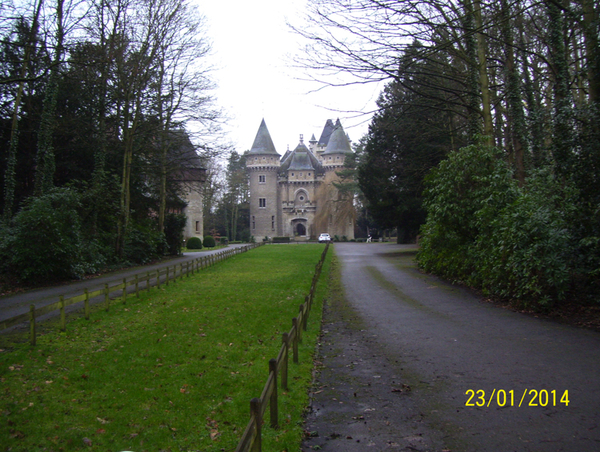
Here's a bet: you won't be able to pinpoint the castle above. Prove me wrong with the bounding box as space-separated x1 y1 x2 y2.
246 118 355 240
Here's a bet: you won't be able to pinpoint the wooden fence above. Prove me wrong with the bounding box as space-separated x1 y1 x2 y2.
235 242 330 452
0 243 264 345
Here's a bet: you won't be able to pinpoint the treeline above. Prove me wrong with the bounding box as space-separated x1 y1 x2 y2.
0 0 222 284
202 150 251 243
298 0 599 308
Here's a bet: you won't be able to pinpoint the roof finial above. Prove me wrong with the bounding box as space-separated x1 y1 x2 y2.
299 134 304 144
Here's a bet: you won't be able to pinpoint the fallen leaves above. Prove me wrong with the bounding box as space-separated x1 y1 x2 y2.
206 417 220 441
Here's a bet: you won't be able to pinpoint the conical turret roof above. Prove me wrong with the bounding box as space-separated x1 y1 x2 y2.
279 141 324 175
318 119 336 147
248 119 279 155
322 122 352 155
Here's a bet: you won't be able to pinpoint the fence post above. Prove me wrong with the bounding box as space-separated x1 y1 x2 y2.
135 274 139 297
269 359 278 429
104 284 109 311
166 266 169 286
147 271 150 291
157 269 161 289
59 296 66 332
250 398 262 452
281 333 289 390
122 278 127 303
29 304 36 346
292 318 299 363
84 289 90 320
304 295 310 328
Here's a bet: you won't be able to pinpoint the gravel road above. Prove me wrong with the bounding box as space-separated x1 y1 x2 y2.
302 243 600 452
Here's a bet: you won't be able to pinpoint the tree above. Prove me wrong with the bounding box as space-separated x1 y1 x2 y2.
358 42 462 242
34 0 67 196
2 2 44 222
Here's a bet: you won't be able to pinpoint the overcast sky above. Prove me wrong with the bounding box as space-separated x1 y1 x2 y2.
198 0 383 155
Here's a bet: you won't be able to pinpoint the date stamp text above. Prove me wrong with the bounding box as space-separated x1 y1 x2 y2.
465 389 569 407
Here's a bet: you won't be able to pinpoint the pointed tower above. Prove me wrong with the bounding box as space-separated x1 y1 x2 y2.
319 120 355 240
246 119 281 238
321 120 352 171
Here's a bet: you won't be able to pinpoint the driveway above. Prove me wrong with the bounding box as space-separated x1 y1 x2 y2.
0 246 248 329
302 243 600 451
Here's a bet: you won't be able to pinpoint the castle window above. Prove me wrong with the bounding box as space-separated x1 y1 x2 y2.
195 221 200 232
271 216 275 229
259 198 266 208
308 173 311 176
291 172 294 177
252 215 255 229
259 175 266 183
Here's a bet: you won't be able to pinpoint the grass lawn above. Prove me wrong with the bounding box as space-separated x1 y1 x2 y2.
1 244 330 452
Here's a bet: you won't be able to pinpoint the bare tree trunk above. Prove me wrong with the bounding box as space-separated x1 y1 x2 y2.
34 0 65 196
500 0 527 186
473 0 494 144
3 0 43 222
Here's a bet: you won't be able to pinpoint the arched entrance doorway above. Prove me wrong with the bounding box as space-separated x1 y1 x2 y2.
296 223 306 236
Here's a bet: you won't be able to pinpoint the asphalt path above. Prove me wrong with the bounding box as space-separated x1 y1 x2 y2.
303 243 600 452
0 245 248 329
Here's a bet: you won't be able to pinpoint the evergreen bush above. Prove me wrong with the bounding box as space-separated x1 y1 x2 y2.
4 188 86 282
417 143 517 283
475 168 578 307
417 143 582 309
203 235 216 248
124 220 166 264
164 213 187 256
186 237 202 250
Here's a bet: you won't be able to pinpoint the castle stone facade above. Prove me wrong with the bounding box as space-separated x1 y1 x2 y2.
246 118 355 240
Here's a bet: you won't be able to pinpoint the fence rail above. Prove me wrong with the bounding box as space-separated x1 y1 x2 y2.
235 242 330 452
0 243 264 345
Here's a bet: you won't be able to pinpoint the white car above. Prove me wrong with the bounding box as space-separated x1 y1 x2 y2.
318 233 331 243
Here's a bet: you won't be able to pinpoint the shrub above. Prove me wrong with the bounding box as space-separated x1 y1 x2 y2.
475 168 578 307
418 142 581 309
186 237 202 249
239 228 251 243
203 235 216 248
124 220 166 264
417 143 518 283
4 188 86 282
220 237 229 245
164 213 187 256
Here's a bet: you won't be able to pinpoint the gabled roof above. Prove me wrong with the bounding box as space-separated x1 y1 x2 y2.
322 122 352 155
248 119 279 155
279 142 324 175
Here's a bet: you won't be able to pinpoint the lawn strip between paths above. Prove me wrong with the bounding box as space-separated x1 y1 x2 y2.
0 244 330 452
